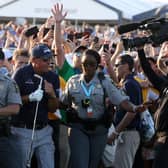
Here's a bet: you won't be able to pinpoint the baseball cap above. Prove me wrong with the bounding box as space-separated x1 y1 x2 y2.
31 44 53 59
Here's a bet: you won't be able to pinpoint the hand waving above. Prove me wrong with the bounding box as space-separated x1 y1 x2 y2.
51 3 67 23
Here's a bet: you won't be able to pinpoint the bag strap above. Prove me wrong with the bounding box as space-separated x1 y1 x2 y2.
97 72 107 110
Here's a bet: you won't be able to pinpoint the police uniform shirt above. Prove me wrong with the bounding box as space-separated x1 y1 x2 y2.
0 74 22 119
61 73 128 119
12 64 60 125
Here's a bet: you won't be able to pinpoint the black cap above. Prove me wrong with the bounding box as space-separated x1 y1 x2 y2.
31 44 53 59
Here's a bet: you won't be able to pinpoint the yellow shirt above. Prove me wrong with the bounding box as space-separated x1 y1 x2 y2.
48 76 66 120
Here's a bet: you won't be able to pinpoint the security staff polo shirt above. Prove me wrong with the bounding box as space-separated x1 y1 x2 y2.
61 73 128 119
114 74 143 129
12 64 60 125
0 74 22 120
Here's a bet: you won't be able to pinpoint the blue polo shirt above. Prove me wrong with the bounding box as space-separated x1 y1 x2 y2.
12 64 60 125
114 74 143 129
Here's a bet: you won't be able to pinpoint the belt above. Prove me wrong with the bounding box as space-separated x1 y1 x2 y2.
12 123 47 130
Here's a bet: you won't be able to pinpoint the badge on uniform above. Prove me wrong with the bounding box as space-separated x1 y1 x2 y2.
87 106 93 117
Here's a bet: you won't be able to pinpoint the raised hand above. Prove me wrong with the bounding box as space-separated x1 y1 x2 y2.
51 3 67 23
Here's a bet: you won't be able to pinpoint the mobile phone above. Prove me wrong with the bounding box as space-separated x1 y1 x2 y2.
75 32 83 39
43 28 50 37
67 34 74 41
51 25 54 30
24 26 39 37
93 36 99 43
103 44 109 52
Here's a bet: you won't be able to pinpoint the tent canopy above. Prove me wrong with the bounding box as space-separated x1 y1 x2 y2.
96 0 167 20
0 0 118 21
0 0 167 24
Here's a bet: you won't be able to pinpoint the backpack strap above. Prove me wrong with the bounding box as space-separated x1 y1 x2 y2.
97 72 114 128
97 72 106 108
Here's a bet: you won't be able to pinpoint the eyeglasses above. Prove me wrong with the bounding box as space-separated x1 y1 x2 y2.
42 58 50 62
81 62 97 67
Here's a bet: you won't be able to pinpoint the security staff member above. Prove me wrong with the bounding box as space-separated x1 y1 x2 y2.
0 72 22 168
60 49 145 168
11 43 60 168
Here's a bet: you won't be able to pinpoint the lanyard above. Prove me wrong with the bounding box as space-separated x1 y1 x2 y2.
81 81 94 97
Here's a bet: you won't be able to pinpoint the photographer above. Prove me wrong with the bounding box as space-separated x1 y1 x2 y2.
137 43 168 168
116 18 168 168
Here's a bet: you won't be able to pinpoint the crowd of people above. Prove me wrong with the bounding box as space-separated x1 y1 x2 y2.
0 2 168 168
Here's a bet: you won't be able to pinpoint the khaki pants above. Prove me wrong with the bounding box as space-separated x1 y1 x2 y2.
114 130 140 168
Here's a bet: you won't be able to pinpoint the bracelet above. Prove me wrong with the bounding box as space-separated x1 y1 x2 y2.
113 129 120 136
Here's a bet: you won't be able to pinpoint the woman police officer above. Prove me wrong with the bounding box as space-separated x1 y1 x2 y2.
60 49 146 168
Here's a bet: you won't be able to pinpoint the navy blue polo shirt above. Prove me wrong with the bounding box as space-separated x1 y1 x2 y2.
114 74 143 129
12 64 60 125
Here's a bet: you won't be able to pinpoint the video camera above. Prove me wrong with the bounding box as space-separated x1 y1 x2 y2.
117 17 168 50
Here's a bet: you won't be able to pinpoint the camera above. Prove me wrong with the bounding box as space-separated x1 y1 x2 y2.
81 99 90 108
118 17 168 50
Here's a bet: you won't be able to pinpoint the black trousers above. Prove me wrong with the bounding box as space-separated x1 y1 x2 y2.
0 136 22 168
153 137 168 168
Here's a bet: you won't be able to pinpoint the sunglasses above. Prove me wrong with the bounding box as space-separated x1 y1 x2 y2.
42 58 50 62
114 62 125 68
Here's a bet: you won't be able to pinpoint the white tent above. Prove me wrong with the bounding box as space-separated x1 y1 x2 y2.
96 0 168 20
0 0 118 21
